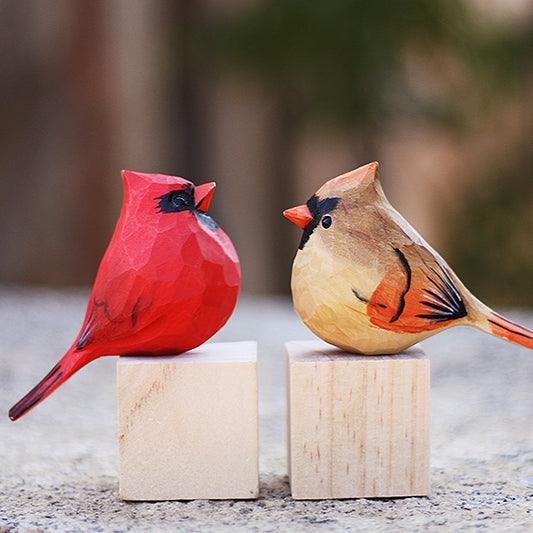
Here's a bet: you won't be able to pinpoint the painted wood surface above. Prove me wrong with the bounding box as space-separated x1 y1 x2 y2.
9 170 240 421
284 162 533 354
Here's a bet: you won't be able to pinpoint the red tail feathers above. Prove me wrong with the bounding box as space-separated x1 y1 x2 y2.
8 348 89 421
486 312 533 350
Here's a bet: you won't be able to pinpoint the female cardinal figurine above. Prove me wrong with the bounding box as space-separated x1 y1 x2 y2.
9 170 240 420
283 162 533 355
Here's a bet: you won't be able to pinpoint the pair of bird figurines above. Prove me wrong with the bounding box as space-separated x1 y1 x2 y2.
9 163 533 421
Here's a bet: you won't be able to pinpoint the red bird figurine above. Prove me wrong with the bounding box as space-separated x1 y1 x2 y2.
9 170 240 420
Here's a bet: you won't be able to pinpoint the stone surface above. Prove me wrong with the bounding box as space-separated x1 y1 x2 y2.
118 342 258 500
287 341 430 499
1 286 532 531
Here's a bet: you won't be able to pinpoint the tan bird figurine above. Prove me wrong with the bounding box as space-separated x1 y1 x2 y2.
283 162 533 355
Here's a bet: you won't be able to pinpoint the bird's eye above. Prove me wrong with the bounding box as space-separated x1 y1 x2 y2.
321 215 332 229
169 192 187 209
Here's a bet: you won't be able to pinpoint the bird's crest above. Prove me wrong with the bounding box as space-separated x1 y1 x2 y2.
317 162 380 198
121 170 192 190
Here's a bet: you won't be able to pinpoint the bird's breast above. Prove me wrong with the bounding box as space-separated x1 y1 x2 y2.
292 244 370 335
290 239 411 354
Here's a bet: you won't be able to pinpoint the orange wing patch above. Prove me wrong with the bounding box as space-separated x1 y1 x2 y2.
368 250 467 334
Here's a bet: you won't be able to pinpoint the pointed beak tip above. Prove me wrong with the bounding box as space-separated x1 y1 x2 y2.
283 204 313 229
195 181 217 212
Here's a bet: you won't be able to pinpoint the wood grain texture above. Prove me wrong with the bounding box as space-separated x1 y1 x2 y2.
287 340 430 499
118 341 258 501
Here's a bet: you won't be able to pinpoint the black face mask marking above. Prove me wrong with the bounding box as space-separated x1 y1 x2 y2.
298 195 340 249
155 186 219 230
156 186 195 213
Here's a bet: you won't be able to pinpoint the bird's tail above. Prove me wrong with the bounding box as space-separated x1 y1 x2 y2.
472 303 533 350
8 347 90 421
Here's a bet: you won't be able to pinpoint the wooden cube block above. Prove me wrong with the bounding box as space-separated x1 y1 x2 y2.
118 341 259 501
287 340 430 499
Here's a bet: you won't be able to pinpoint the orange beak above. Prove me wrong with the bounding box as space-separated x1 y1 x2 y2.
283 204 313 229
194 182 216 212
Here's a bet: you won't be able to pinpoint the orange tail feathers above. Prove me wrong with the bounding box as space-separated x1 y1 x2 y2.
9 348 91 421
477 310 533 350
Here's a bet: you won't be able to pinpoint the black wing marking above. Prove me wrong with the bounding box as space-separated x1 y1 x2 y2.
389 248 412 323
352 289 369 303
352 288 387 309
416 265 467 322
75 297 112 350
131 297 142 327
93 298 112 321
76 312 94 350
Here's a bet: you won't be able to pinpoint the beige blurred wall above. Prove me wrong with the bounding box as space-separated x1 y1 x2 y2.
0 0 531 294
0 1 179 286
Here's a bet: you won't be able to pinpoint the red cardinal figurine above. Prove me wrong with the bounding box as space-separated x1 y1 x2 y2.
9 170 240 420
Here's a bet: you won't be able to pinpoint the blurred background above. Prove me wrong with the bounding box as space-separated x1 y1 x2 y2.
0 0 532 304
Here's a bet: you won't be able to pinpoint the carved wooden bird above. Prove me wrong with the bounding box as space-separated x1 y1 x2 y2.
283 162 533 355
9 170 240 420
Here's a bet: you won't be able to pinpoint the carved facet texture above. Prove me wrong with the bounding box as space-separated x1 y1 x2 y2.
285 162 533 355
83 171 240 356
9 170 240 420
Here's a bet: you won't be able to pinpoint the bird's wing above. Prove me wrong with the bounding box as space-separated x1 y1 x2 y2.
365 243 468 334
73 269 155 352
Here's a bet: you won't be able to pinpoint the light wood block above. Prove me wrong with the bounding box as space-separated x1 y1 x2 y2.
118 341 259 501
287 340 430 499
